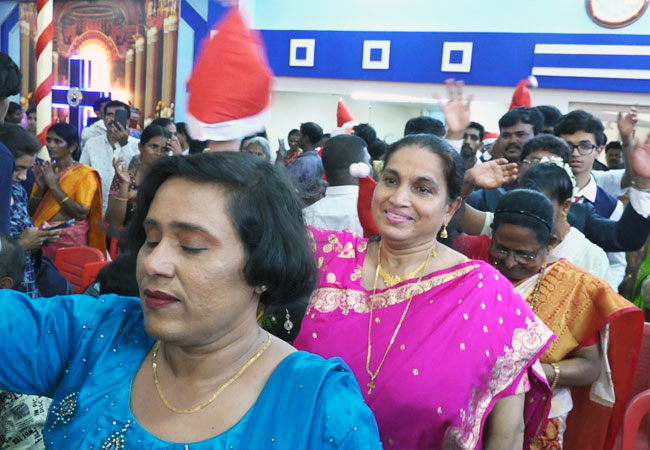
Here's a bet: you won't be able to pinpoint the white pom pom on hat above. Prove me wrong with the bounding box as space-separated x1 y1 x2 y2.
349 162 370 179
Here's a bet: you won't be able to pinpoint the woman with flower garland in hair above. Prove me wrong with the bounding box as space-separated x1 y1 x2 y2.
454 188 642 450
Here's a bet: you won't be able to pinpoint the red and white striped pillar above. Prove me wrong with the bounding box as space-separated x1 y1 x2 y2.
34 0 54 146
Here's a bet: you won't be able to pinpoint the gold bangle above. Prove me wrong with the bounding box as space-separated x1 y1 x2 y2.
60 196 70 204
550 363 561 390
114 196 129 202
32 194 42 200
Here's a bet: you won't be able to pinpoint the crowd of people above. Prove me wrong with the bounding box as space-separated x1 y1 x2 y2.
1 7 650 450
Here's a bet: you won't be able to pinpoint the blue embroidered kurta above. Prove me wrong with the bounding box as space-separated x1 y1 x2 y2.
0 292 381 449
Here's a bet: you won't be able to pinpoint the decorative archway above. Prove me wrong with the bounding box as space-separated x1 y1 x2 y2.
68 30 120 60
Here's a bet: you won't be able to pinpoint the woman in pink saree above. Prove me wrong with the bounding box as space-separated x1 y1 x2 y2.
294 134 555 449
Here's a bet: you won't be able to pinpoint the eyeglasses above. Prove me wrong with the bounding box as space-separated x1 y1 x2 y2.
488 241 541 265
565 141 597 155
521 157 542 167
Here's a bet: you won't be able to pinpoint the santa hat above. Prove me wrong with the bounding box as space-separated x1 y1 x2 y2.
350 163 379 237
483 131 499 145
509 76 538 110
332 99 358 136
186 8 273 142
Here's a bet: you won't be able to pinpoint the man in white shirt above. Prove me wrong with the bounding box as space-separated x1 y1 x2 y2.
80 100 139 212
303 135 370 234
80 97 110 150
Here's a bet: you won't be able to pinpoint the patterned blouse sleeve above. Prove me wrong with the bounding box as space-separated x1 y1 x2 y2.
108 172 121 196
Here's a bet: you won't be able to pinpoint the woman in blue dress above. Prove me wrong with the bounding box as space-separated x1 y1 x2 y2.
0 152 381 449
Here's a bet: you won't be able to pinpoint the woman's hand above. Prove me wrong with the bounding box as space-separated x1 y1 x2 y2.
439 79 472 140
631 136 650 190
167 136 183 155
40 161 60 191
17 227 61 251
462 158 518 198
618 108 638 143
32 161 48 190
113 158 131 185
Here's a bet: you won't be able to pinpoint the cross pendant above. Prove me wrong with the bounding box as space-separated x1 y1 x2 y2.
367 380 375 395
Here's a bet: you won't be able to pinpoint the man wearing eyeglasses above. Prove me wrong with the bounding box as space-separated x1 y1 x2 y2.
556 110 627 289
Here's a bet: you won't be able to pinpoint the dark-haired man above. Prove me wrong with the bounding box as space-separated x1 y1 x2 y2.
80 97 111 149
80 100 139 212
461 121 485 169
467 108 544 210
536 105 562 134
404 116 445 137
499 107 544 164
288 121 325 196
303 135 369 234
605 141 625 170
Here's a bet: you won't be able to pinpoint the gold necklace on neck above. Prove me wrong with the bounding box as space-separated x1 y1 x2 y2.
366 243 437 395
527 263 547 312
152 332 272 414
377 246 436 288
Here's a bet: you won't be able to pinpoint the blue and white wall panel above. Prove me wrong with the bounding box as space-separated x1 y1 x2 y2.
262 31 650 94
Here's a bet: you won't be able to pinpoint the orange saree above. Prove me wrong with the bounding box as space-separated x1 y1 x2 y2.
31 163 106 254
523 259 643 450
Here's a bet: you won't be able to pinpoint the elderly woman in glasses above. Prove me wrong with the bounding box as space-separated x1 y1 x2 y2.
455 188 642 450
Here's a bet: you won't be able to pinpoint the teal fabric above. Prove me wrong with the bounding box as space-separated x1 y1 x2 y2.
0 291 382 449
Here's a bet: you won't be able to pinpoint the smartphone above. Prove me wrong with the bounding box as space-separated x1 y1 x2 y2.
42 218 76 231
277 138 287 159
114 109 129 129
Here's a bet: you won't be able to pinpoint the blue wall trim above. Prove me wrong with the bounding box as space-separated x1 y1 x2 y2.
181 0 208 61
180 1 231 63
259 30 650 93
1 5 18 55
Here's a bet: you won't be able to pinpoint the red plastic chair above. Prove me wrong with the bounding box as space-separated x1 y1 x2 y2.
615 322 650 450
622 390 650 450
54 246 106 294
81 261 111 292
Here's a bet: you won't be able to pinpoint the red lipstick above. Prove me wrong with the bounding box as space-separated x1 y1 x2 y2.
144 289 179 309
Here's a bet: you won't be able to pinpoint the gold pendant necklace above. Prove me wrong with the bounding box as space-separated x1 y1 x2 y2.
152 332 272 414
377 249 435 288
366 243 436 395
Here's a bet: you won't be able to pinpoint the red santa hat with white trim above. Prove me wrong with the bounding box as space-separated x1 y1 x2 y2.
186 8 273 142
332 99 358 136
509 75 538 110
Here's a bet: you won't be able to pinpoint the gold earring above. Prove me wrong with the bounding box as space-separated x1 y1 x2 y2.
440 224 448 239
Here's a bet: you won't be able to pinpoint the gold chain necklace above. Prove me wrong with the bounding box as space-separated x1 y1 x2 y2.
152 332 272 414
377 249 434 288
366 243 436 395
527 263 547 312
